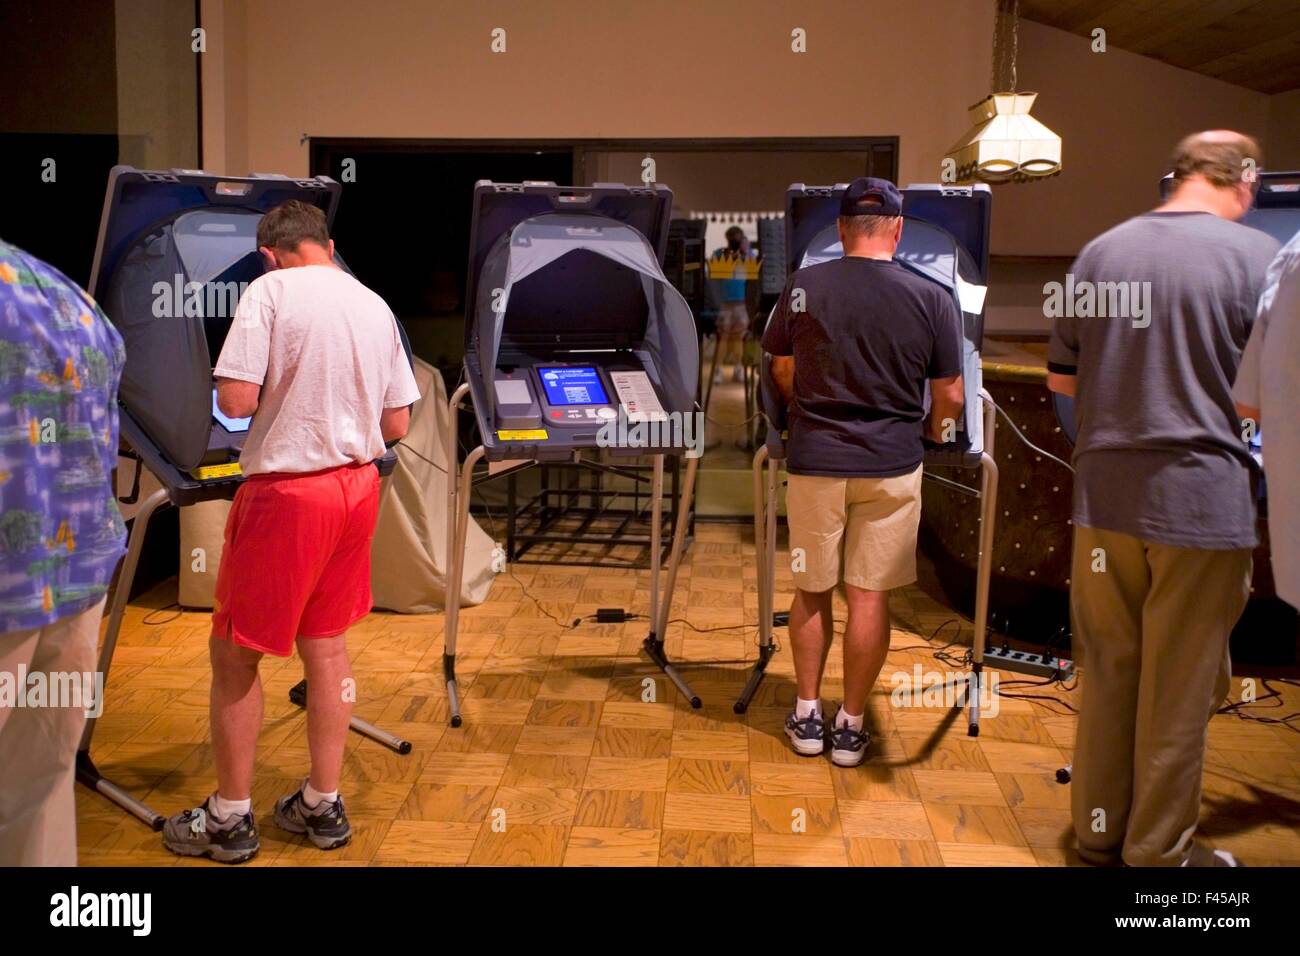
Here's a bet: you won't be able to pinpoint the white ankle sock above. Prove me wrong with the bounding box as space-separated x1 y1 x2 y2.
795 697 822 719
211 793 250 821
302 782 338 809
835 708 864 731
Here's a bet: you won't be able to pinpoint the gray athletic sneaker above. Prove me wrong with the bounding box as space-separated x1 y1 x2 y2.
162 796 260 864
274 788 352 850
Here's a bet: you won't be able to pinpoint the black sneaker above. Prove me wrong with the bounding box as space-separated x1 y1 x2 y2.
274 788 352 850
162 796 260 864
784 708 827 756
829 710 871 767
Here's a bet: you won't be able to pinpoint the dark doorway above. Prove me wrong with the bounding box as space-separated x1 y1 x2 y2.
0 133 121 288
310 143 573 366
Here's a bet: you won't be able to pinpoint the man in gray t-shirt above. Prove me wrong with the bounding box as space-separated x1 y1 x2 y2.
1047 131 1279 868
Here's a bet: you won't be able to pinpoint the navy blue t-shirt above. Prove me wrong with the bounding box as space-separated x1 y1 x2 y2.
761 256 963 477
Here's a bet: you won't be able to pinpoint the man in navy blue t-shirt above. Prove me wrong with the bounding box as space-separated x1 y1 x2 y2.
762 177 964 766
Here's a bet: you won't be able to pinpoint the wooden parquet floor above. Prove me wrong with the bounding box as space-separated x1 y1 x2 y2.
75 523 1300 866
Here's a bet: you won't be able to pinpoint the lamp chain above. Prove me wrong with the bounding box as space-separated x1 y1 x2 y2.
991 0 1020 93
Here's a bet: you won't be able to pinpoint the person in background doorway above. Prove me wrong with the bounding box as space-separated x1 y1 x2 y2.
710 225 758 384
762 177 964 767
1234 229 1300 610
0 240 126 866
161 201 420 864
1047 131 1279 867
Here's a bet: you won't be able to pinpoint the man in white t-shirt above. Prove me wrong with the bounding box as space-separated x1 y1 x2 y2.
163 200 421 863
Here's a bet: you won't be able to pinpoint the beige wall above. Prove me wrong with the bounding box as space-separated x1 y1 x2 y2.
201 0 994 185
1269 89 1300 171
994 20 1273 257
201 0 1297 299
116 0 199 170
590 150 880 213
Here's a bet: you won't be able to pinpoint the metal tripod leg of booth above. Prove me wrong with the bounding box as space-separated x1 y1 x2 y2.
76 487 171 830
442 382 473 728
442 388 704 721
966 392 999 737
644 452 703 708
734 445 779 714
286 680 413 754
700 334 723 421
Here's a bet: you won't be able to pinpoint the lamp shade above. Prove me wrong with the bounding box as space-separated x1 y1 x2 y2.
945 92 1062 184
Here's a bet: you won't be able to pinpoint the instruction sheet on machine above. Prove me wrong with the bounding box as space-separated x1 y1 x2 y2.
610 370 667 422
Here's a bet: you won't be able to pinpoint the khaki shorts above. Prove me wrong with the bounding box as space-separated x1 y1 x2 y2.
716 300 749 334
785 465 923 593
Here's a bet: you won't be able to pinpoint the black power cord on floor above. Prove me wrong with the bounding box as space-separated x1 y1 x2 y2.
1217 678 1300 735
570 607 763 636
471 489 576 631
141 603 184 626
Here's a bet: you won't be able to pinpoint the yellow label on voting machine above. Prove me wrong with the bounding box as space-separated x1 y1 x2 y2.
191 462 243 480
497 429 549 441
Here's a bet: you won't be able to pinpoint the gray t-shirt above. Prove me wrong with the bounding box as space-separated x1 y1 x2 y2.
1048 211 1279 549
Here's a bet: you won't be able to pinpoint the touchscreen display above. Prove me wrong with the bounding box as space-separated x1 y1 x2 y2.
538 366 609 406
212 387 252 433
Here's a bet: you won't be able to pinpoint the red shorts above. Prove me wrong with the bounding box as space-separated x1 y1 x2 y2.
212 462 380 656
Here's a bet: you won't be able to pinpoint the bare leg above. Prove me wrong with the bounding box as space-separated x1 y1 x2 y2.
210 636 264 801
295 633 352 793
721 331 742 372
842 584 891 717
789 587 835 701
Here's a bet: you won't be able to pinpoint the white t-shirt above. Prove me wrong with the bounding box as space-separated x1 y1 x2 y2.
214 264 421 476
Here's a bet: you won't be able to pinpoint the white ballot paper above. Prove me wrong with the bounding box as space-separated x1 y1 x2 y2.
610 370 668 422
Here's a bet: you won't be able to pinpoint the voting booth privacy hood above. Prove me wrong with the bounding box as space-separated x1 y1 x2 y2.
775 182 992 466
463 181 699 462
444 181 707 727
89 167 349 479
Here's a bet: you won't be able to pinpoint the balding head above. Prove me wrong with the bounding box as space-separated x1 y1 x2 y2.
1164 130 1262 221
1169 130 1261 189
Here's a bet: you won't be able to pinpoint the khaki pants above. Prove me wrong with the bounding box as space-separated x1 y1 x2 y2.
1069 526 1251 867
0 600 105 866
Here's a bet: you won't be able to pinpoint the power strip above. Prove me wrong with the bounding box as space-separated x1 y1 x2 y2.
768 612 1073 681
983 645 1075 681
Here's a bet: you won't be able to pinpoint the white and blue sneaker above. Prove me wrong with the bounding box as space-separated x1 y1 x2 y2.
784 708 827 756
829 709 871 767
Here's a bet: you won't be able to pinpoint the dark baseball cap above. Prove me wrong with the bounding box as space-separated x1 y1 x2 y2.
839 177 903 218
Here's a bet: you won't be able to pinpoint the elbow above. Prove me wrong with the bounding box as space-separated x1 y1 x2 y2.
381 408 411 444
219 396 256 419
940 381 965 418
1046 373 1077 398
